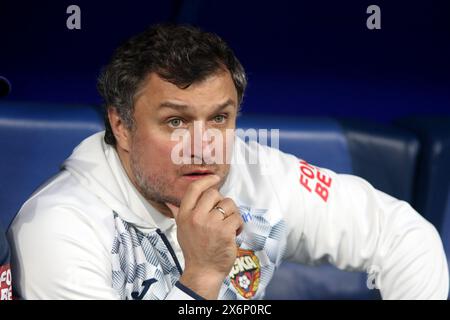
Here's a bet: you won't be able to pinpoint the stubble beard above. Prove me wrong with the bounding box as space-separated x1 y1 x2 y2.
130 152 183 207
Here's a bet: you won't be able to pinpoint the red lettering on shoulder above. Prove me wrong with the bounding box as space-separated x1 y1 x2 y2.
299 160 333 202
0 264 12 300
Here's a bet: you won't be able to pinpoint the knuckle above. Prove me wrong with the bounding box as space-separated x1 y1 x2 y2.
223 197 236 205
228 213 243 227
223 198 238 212
219 198 231 208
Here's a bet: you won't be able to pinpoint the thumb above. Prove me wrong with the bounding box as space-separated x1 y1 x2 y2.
165 202 180 220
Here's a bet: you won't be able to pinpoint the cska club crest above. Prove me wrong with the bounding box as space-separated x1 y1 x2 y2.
229 248 260 298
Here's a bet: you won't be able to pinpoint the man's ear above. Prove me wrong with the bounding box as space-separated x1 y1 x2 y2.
108 107 131 152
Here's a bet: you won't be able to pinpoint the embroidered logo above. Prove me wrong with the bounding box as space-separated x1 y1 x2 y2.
229 249 260 298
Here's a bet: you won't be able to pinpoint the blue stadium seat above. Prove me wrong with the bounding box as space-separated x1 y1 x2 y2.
237 115 353 174
339 119 419 204
238 114 419 299
0 102 104 228
395 117 450 231
395 117 450 298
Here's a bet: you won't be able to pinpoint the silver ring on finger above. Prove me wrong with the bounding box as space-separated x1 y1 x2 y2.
214 206 226 219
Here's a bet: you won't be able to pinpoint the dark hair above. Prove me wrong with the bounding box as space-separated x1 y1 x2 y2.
97 24 247 146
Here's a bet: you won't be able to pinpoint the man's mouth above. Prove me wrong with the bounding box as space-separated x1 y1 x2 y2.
181 169 215 180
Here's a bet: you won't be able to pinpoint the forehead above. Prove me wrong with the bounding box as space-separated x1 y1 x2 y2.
135 70 238 111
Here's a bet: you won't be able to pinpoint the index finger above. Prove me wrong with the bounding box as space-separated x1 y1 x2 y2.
179 174 221 214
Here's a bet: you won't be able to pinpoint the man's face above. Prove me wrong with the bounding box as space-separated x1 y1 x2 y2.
119 70 238 208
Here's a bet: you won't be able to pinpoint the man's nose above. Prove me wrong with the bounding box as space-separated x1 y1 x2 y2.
190 120 208 163
189 120 224 164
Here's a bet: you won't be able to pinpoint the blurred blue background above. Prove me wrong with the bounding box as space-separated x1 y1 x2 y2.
1 0 450 300
1 0 449 121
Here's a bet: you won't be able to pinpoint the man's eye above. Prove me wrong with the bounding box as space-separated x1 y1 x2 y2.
213 115 226 124
168 118 184 128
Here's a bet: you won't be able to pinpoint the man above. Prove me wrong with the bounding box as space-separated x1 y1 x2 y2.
8 24 449 300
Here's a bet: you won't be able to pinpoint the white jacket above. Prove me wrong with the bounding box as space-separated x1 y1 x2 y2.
7 131 449 300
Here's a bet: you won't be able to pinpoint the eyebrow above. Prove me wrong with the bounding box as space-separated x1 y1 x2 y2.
158 98 236 114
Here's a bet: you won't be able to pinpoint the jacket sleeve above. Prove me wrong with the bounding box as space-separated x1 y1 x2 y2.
8 204 121 300
272 151 449 300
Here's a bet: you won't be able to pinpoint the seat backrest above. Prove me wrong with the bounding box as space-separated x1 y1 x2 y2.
237 115 353 173
339 119 420 204
395 117 450 231
0 102 104 228
395 117 450 298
